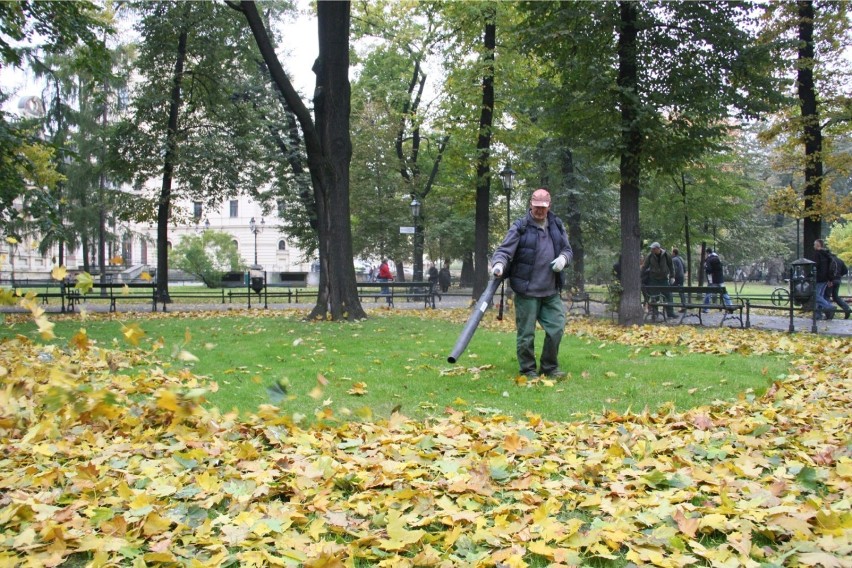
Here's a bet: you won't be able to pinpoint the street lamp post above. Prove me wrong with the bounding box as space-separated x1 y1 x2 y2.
410 198 422 281
249 217 264 266
497 164 516 320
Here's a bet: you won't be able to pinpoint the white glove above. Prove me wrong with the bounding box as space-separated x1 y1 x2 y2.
550 255 567 272
492 263 504 277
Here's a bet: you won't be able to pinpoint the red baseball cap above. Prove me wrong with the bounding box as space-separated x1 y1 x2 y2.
530 189 551 207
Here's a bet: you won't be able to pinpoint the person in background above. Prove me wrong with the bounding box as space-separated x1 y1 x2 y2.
812 239 837 320
491 188 573 379
438 262 451 293
427 263 440 301
671 247 686 311
642 242 676 319
377 258 393 305
702 249 733 313
824 250 850 319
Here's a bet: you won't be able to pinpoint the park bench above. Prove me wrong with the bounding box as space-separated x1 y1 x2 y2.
356 281 437 308
565 291 590 316
7 279 72 312
68 282 160 313
643 285 744 328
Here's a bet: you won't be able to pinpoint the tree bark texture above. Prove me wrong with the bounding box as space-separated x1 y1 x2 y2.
797 0 823 258
473 17 496 300
617 1 644 326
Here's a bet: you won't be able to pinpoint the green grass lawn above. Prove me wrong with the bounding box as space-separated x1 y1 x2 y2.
1 310 789 425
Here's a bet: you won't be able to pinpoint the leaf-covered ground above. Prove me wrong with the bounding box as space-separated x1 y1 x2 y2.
0 309 850 567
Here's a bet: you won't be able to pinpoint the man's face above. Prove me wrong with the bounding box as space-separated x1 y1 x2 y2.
652 246 661 255
815 241 823 250
530 204 549 222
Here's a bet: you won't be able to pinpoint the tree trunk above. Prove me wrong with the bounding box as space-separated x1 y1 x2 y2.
239 1 365 320
472 16 496 300
156 23 188 303
561 147 584 292
617 1 644 326
460 252 474 288
798 0 823 258
681 172 692 287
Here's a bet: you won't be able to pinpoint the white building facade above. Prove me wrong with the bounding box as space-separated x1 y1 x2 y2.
1 194 318 285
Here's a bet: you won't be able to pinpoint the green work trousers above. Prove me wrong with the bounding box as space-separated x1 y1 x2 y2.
514 293 566 375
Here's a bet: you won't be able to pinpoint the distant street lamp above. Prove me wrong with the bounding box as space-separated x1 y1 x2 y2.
499 163 515 230
249 217 265 265
497 163 516 321
410 198 422 281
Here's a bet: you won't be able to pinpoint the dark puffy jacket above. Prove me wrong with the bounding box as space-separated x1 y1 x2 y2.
508 214 569 294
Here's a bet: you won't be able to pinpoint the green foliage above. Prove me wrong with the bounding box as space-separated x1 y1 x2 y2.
0 1 108 229
827 217 852 262
170 230 245 288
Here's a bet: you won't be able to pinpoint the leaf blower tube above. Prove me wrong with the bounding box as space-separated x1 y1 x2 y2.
447 277 502 363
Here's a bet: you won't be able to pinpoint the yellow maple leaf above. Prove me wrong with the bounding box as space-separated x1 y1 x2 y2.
5 236 18 245
156 390 180 412
347 381 368 395
69 329 90 352
139 271 153 282
110 255 123 265
381 509 425 551
75 271 94 294
36 316 55 341
121 323 145 346
51 266 67 281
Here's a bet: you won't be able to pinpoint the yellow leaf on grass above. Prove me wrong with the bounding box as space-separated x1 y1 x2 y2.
347 381 368 395
381 509 425 551
157 390 180 412
177 350 199 362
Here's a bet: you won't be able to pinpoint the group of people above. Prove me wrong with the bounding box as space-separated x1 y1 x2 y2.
641 243 734 318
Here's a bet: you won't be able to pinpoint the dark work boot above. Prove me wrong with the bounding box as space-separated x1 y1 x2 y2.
825 309 835 320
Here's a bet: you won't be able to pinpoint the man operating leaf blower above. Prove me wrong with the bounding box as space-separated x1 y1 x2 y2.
490 188 572 378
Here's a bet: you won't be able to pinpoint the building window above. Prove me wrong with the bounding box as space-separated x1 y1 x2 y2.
230 200 238 218
277 200 286 215
193 201 202 219
232 239 239 249
278 240 287 251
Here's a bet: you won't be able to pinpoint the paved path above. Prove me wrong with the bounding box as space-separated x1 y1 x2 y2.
4 290 851 337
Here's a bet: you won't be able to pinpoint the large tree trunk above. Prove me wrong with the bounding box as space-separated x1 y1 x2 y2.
617 1 644 326
798 0 823 258
239 0 365 320
472 16 496 300
156 24 188 303
561 147 584 292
